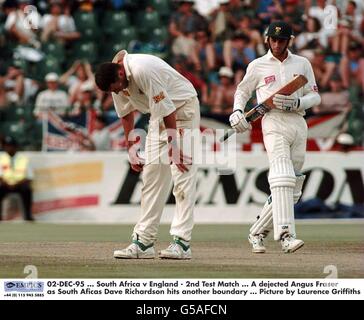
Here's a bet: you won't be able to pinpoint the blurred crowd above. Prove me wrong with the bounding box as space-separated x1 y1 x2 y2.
0 0 363 151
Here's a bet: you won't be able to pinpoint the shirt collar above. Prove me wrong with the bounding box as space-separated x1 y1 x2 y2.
122 50 131 81
267 49 292 62
112 50 131 81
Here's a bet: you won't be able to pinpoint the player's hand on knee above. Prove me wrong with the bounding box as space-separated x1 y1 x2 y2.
273 94 300 111
128 149 145 172
168 144 192 173
229 110 252 133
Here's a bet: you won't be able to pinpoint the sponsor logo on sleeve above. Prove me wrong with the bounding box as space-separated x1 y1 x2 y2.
153 92 165 104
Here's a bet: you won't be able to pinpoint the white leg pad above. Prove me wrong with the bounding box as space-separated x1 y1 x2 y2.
269 157 296 241
293 174 306 204
250 174 305 238
250 196 273 237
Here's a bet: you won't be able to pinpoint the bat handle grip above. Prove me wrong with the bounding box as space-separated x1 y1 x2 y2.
245 114 254 122
219 129 236 142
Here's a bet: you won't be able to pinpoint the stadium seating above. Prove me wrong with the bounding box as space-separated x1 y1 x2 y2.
2 106 32 122
74 11 97 32
147 0 171 19
0 121 28 146
149 26 169 43
36 56 62 79
42 41 65 63
137 11 162 41
119 26 139 44
103 11 131 38
71 41 98 63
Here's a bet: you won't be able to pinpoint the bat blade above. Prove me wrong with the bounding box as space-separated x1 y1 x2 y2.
220 75 308 142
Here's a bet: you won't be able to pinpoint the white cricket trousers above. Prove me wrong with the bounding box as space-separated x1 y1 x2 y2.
263 110 307 172
133 97 200 245
262 110 307 240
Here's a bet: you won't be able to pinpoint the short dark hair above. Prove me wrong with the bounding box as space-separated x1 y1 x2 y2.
94 62 120 91
349 1 357 8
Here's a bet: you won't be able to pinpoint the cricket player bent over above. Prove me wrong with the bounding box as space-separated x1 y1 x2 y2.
229 21 321 253
95 50 200 259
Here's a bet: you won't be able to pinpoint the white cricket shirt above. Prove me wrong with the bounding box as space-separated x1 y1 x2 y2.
112 51 197 120
233 50 321 115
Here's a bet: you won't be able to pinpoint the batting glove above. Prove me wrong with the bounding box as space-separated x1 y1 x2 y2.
273 94 301 111
229 110 252 133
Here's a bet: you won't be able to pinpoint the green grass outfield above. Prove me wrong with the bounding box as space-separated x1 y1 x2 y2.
0 222 363 278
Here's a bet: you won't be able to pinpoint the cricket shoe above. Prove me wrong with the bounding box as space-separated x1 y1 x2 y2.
248 234 266 253
159 237 192 260
114 240 155 259
281 234 304 253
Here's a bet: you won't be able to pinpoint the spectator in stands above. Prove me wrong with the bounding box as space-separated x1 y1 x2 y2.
172 55 209 107
226 0 252 25
192 30 216 77
295 17 328 52
283 0 304 34
307 0 329 22
313 73 351 114
208 0 233 41
209 66 235 115
223 31 255 84
41 0 80 44
70 81 96 115
0 63 25 108
257 0 284 24
0 136 34 221
318 52 339 90
59 60 95 106
305 0 337 44
331 17 355 56
236 15 265 57
95 88 115 114
339 42 363 89
341 0 363 33
169 0 207 39
4 0 41 48
310 48 327 87
170 0 208 60
34 72 69 119
89 114 111 151
64 114 111 151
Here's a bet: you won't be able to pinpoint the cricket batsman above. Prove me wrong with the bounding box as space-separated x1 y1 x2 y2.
229 21 321 253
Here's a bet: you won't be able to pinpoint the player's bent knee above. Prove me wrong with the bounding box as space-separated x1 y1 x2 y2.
268 157 296 189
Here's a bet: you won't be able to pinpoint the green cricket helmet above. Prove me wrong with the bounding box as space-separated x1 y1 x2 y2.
266 21 293 39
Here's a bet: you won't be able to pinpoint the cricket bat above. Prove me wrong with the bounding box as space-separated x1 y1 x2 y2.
220 75 308 142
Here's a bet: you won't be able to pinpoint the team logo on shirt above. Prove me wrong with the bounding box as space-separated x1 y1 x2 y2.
264 75 276 84
313 85 318 92
274 27 282 35
153 91 165 103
